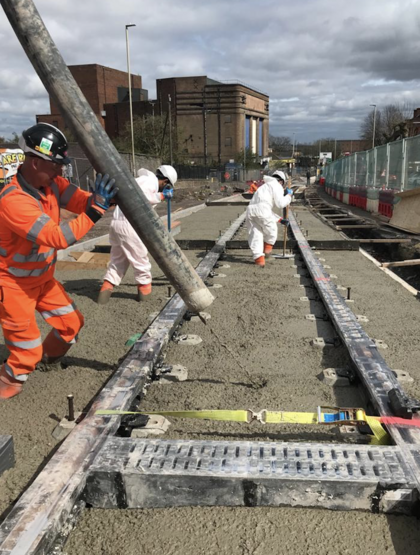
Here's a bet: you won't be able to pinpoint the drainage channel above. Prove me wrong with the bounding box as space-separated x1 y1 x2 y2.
0 212 246 555
305 189 420 293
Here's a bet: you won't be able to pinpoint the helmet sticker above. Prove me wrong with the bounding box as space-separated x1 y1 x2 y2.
37 137 53 156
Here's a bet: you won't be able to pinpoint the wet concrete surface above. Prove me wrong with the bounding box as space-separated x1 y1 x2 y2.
1 201 420 555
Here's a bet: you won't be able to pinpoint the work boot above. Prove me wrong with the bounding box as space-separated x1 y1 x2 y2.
254 255 265 267
0 365 24 399
137 283 152 302
97 281 114 305
263 242 273 256
40 329 72 370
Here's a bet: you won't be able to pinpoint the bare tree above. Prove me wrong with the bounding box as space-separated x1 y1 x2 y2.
269 135 291 150
114 114 186 163
382 104 404 139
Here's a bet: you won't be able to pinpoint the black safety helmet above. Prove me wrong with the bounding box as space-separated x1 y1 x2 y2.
19 123 71 165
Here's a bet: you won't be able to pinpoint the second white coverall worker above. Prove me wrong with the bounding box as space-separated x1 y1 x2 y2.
246 175 291 265
102 168 162 294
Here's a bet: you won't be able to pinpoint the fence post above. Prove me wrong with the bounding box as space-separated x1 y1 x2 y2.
366 151 369 186
373 148 377 188
401 139 406 191
386 143 390 189
354 154 357 186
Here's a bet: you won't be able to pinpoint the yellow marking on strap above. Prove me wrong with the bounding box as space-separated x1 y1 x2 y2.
96 409 250 423
95 408 390 445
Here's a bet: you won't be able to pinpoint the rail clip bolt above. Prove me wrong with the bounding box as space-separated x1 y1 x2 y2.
67 394 75 422
167 286 172 297
306 230 309 238
347 287 351 300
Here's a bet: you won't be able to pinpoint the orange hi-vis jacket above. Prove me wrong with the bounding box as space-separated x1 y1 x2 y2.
0 173 96 289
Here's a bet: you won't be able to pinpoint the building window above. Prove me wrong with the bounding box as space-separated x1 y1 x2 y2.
225 115 231 123
225 137 232 147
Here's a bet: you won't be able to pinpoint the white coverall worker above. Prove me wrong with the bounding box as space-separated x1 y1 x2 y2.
101 169 163 296
246 175 291 266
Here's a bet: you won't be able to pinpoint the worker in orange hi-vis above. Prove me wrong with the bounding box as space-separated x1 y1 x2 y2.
246 170 293 267
0 123 118 399
247 181 259 194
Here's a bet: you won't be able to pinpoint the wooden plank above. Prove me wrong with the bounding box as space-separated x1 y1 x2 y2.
381 259 420 268
76 251 95 263
0 213 247 555
0 436 14 477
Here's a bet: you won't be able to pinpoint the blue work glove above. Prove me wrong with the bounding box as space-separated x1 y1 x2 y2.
90 173 118 210
286 188 293 196
162 186 174 200
280 218 290 226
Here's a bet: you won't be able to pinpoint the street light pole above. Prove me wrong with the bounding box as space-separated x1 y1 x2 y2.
168 94 173 166
125 23 136 175
370 104 377 149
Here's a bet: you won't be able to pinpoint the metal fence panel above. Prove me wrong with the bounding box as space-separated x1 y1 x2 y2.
388 140 404 190
405 135 420 190
355 152 367 186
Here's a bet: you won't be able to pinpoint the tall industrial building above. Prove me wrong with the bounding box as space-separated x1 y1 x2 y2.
37 65 269 165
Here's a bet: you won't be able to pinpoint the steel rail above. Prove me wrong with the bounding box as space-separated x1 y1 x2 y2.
0 212 246 555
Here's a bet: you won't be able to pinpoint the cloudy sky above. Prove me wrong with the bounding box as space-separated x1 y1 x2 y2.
1 0 420 143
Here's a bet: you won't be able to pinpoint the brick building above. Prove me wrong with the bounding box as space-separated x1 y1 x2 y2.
37 65 269 166
105 76 269 165
336 139 371 154
406 108 420 137
155 76 269 165
36 64 146 132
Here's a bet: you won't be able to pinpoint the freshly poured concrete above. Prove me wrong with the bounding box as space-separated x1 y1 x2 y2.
1 202 420 555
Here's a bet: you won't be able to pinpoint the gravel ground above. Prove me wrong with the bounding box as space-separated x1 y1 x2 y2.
1 200 420 555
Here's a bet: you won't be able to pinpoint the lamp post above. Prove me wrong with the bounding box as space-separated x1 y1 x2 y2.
168 94 173 166
125 23 136 175
370 104 377 149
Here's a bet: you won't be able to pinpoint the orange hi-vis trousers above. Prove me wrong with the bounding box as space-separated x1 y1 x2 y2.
0 278 84 381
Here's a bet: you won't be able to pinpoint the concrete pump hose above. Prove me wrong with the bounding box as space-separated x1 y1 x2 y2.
1 0 214 313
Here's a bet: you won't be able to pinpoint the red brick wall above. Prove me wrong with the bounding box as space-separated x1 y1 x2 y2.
48 64 142 129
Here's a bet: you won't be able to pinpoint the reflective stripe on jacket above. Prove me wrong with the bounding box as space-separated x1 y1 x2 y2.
0 173 94 288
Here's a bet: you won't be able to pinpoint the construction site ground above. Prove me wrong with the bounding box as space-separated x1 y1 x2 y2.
1 197 420 554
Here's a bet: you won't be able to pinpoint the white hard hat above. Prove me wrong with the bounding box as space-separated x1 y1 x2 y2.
157 165 178 186
272 170 286 182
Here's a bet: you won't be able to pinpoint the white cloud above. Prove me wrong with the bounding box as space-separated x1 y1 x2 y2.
1 0 420 141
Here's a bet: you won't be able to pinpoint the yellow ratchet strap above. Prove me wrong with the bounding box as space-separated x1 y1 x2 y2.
95 407 390 445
